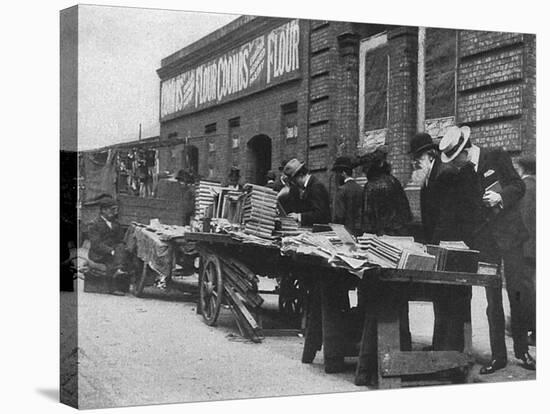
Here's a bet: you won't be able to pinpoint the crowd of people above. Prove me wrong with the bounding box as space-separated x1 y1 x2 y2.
274 125 536 377
87 124 536 377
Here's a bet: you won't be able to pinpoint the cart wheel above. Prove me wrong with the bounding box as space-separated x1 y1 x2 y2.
278 277 305 317
199 254 224 326
133 260 149 298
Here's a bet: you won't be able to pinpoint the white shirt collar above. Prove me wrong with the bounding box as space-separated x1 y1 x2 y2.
344 177 354 183
303 174 312 189
101 215 113 230
469 145 481 172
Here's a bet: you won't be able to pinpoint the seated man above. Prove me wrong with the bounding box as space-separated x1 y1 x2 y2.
88 195 129 296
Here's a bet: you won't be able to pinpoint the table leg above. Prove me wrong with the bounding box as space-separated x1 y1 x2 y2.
376 285 402 389
302 279 322 363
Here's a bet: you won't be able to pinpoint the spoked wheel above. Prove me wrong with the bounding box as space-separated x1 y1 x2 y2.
278 276 305 317
199 254 224 326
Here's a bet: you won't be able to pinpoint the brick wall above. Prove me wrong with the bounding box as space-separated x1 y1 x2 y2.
457 30 535 157
386 27 418 184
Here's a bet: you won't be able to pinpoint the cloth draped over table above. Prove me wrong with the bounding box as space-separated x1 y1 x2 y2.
124 225 174 278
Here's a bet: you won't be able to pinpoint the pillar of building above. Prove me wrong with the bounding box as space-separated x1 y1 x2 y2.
387 27 418 184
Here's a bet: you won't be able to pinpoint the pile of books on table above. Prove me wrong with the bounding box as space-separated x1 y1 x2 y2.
241 184 278 239
356 234 436 270
195 180 222 219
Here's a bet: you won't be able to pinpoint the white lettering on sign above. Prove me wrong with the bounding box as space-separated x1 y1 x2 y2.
267 20 300 84
160 20 301 118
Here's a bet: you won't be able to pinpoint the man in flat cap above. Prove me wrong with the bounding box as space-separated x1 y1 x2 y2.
87 194 129 295
440 125 534 372
331 156 363 236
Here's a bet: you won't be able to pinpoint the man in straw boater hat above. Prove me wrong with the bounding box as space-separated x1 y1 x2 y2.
87 194 130 296
331 156 363 236
439 125 535 372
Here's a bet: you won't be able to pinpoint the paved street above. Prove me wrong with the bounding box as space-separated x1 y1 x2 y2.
62 274 536 409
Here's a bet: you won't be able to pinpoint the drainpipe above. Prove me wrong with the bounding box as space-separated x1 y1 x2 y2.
417 27 426 132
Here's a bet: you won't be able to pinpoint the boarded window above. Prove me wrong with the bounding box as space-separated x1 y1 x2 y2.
364 45 389 131
425 28 457 119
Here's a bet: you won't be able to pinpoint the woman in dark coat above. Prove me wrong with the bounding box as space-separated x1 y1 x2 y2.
361 148 412 236
356 146 412 385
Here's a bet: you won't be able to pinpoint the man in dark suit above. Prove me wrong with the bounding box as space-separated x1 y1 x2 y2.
440 126 534 372
283 159 331 226
409 132 444 243
283 159 348 374
517 156 536 348
410 132 450 350
88 195 128 296
331 156 363 236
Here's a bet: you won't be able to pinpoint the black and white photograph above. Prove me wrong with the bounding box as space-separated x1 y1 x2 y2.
8 0 545 412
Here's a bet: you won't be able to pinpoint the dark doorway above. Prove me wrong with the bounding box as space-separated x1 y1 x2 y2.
247 135 272 185
182 145 199 176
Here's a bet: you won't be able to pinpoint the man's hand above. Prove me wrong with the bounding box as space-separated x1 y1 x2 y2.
288 212 301 223
483 190 503 208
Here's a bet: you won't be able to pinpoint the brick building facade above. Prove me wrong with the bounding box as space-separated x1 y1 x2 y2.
157 16 536 192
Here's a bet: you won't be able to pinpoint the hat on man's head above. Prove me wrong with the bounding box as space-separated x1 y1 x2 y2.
439 125 471 163
409 132 437 157
283 158 305 178
278 159 288 171
331 156 353 172
518 155 536 175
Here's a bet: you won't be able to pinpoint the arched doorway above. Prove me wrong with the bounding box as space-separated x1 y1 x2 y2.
246 135 272 185
182 145 199 176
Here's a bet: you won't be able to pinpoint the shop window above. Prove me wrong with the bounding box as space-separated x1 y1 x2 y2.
425 28 457 120
281 102 298 141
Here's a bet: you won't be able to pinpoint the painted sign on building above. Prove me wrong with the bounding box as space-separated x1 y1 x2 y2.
160 20 301 120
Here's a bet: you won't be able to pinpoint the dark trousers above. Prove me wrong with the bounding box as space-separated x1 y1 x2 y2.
97 243 129 278
320 274 351 361
485 246 532 360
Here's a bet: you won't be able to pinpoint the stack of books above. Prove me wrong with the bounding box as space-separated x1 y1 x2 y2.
195 180 222 220
241 184 278 239
356 234 403 268
426 242 480 273
274 216 300 236
357 233 436 270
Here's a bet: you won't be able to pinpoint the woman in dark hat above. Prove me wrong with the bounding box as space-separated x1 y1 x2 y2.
360 146 412 236
356 145 412 386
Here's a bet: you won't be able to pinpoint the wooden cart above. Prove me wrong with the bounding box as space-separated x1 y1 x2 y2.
182 232 309 342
